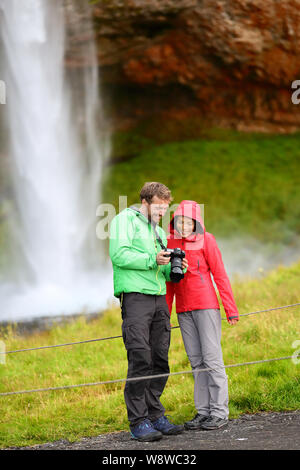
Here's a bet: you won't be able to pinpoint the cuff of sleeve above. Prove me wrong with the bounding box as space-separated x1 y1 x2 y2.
227 314 239 320
148 253 157 269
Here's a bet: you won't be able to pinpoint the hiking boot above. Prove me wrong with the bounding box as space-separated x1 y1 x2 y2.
152 415 184 435
184 413 209 430
130 419 163 441
200 415 228 430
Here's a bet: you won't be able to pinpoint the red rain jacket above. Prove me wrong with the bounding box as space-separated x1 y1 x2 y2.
166 200 239 321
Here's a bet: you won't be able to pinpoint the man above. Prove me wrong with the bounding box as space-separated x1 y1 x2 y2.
109 182 188 441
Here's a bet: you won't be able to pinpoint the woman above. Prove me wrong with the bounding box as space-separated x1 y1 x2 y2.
166 200 239 430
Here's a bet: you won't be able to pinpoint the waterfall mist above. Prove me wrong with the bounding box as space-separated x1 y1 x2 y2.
218 235 300 280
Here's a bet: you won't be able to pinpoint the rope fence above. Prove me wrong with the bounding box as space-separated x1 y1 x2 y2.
0 302 299 397
0 355 297 397
1 302 299 355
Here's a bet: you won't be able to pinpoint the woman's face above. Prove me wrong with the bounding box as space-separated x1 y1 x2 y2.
175 216 195 238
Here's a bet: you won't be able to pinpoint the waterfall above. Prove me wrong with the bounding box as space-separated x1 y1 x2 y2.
0 0 113 322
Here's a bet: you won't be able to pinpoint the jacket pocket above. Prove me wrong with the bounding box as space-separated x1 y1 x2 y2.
122 324 150 351
159 323 171 351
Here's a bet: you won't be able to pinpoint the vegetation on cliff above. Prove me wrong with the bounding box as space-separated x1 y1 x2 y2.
104 128 300 244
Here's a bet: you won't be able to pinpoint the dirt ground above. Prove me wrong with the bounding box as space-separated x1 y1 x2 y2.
5 410 300 451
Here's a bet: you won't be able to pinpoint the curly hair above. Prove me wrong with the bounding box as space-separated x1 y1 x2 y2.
139 182 173 204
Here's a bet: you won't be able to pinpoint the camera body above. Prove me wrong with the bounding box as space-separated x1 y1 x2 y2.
164 248 185 283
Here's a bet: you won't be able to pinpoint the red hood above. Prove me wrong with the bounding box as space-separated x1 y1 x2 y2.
168 200 205 242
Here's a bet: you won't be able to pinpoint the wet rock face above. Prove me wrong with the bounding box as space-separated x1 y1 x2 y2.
65 0 300 133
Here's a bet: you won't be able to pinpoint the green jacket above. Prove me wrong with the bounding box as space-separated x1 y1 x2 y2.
109 206 172 297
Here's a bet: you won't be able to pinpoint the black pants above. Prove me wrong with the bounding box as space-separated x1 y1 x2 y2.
121 292 171 427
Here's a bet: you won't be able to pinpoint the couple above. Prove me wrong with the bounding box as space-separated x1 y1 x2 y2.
109 182 239 442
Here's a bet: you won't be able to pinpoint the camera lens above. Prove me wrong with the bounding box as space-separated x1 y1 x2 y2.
170 248 184 283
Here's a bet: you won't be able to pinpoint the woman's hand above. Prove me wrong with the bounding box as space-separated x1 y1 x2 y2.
182 258 188 270
228 318 239 325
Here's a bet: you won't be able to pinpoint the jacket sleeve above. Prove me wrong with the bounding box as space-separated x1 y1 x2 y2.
205 233 239 320
166 281 175 315
162 262 172 282
109 215 157 270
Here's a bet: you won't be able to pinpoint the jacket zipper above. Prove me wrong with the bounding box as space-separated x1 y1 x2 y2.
182 239 186 310
198 259 204 283
151 226 162 294
156 265 162 294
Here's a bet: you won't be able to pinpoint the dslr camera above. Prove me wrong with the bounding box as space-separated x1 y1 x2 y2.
164 248 186 283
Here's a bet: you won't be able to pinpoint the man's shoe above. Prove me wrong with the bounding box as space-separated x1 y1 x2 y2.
200 415 228 430
184 413 209 430
152 415 184 435
130 419 163 441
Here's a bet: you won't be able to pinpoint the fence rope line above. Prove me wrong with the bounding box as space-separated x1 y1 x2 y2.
0 355 297 397
1 302 299 355
232 302 300 318
1 335 123 355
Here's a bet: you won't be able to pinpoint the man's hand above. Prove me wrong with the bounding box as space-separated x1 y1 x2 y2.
228 318 239 325
156 251 189 268
156 250 171 265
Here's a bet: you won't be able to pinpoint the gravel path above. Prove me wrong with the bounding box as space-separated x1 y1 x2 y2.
5 410 300 451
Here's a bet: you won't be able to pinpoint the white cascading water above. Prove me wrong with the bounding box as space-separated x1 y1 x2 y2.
0 0 113 322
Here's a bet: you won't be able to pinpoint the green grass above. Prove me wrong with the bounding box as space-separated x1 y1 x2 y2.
0 260 299 448
103 131 300 243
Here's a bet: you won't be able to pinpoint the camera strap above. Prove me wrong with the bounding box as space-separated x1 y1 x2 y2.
151 222 167 251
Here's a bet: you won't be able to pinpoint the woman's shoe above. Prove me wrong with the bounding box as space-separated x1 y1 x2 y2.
200 415 228 430
184 413 209 430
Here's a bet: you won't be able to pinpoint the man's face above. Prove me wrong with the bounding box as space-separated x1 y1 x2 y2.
143 195 170 224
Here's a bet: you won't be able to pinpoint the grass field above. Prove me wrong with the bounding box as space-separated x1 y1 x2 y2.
0 260 299 448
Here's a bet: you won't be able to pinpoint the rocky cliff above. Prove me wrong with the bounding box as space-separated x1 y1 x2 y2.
65 0 300 134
